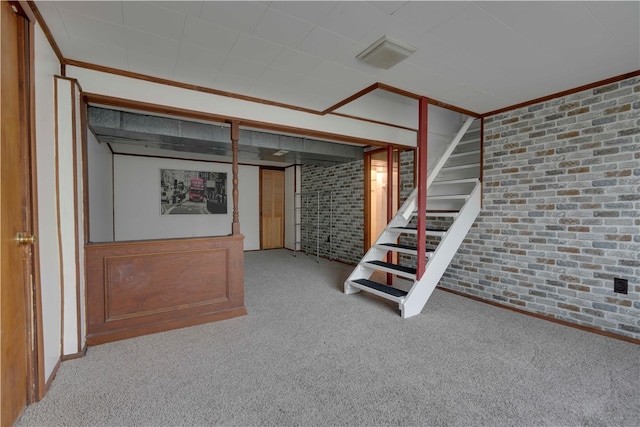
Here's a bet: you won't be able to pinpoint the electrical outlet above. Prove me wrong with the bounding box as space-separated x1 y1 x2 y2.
613 278 628 294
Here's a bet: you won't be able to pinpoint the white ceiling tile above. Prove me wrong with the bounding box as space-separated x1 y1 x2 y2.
127 53 177 80
220 56 268 80
583 1 640 46
306 61 375 91
252 8 314 48
181 16 239 54
426 5 540 64
408 40 505 95
270 48 322 75
59 10 126 50
279 87 340 112
391 1 471 34
257 66 305 87
35 1 640 115
457 93 505 115
296 27 355 60
58 37 129 70
229 33 284 65
173 62 216 88
198 1 268 34
37 3 69 42
122 1 186 41
177 42 226 71
405 33 452 67
476 2 617 55
212 72 255 94
333 42 388 78
365 1 408 16
382 61 460 98
55 1 124 25
287 76 344 97
318 2 388 41
148 1 204 17
125 28 180 61
247 81 288 102
438 85 487 106
359 14 426 48
268 1 338 25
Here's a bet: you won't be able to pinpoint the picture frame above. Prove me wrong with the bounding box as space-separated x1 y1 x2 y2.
160 169 227 215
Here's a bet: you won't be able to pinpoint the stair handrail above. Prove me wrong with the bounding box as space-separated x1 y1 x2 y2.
426 116 476 189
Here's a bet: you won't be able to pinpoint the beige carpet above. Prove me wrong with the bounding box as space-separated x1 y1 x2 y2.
17 249 640 426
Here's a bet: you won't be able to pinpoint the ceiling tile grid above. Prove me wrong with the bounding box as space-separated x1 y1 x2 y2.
37 1 639 118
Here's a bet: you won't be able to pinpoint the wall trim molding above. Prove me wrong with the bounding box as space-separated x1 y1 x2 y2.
482 70 640 117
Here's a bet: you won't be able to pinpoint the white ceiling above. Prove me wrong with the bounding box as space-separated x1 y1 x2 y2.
35 1 640 120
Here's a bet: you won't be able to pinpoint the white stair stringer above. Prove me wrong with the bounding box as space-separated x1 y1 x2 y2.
343 186 419 295
344 115 482 316
400 180 481 318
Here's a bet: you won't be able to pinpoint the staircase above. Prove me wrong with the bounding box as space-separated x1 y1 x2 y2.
344 116 482 318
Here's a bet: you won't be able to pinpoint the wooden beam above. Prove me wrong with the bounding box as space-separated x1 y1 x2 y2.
230 121 240 235
386 145 394 285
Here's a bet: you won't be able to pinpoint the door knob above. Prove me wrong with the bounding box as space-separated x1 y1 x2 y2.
16 232 37 245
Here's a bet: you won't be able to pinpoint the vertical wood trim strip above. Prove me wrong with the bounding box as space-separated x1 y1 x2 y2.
480 117 485 209
111 152 115 242
25 13 46 400
258 168 263 249
80 98 89 244
70 82 81 353
53 77 65 357
363 151 371 250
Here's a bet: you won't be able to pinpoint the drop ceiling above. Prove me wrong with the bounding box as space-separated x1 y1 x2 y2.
34 1 640 164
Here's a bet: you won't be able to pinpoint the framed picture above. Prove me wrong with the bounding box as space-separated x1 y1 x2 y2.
160 169 227 215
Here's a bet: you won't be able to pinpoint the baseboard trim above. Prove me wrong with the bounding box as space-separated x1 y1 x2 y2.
438 287 640 345
61 345 87 361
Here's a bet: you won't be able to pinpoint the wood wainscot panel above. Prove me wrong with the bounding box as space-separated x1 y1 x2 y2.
86 235 246 345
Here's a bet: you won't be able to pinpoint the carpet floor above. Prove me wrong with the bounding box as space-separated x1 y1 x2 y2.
16 249 640 426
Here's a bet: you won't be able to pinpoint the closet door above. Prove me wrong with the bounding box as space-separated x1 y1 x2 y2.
260 169 284 249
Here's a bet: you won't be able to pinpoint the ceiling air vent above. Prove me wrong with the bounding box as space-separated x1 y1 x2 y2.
356 35 416 70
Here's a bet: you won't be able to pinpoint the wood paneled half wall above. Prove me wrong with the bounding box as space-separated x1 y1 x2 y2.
85 235 246 345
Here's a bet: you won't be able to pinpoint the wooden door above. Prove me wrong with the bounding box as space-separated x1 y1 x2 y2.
1 2 36 425
260 169 284 249
364 149 399 249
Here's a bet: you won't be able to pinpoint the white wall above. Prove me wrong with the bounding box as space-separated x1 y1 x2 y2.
54 77 84 356
427 105 465 170
86 129 114 242
113 155 260 250
238 165 259 251
66 66 417 147
34 23 62 382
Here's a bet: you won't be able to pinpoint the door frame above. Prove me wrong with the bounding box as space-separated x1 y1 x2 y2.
259 167 285 249
1 0 43 416
364 147 403 250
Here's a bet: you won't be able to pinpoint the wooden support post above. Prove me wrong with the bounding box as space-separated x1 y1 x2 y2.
231 121 240 235
416 98 428 279
386 145 394 285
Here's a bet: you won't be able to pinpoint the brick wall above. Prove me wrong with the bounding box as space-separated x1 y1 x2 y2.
300 161 364 264
440 76 640 340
